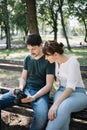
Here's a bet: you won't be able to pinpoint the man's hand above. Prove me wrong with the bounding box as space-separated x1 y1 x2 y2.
21 96 36 103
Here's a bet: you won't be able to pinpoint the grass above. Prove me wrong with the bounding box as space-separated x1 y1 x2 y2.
0 48 29 60
0 46 87 65
65 47 87 66
0 69 21 88
0 46 87 91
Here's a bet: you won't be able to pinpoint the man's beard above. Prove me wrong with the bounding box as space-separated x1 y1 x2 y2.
32 53 39 57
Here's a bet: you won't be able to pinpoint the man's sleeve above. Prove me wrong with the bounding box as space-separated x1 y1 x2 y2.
23 56 28 70
46 62 55 75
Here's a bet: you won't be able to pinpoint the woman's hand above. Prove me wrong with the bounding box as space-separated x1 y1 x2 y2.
48 103 58 121
21 96 35 103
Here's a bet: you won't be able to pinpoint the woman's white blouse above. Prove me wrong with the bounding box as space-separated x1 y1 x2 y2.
55 56 85 90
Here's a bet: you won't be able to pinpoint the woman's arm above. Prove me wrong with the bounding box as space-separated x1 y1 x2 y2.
48 88 73 121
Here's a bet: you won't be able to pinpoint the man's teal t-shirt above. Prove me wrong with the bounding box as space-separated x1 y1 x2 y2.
23 55 55 90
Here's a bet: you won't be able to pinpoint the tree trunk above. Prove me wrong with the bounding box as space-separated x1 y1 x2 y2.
26 0 39 34
59 0 71 50
84 28 87 43
3 0 11 49
54 20 58 40
61 11 71 50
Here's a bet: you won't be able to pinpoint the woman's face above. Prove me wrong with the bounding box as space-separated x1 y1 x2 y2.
45 53 55 63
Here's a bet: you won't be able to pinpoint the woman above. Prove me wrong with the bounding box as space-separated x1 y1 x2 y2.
43 41 87 130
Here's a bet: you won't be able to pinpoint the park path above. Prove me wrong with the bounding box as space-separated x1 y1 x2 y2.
0 36 87 49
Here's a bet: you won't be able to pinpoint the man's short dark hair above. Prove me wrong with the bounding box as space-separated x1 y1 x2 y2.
26 34 42 46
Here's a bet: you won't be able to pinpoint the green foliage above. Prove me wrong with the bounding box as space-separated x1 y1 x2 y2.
10 0 29 35
0 0 87 42
68 0 87 24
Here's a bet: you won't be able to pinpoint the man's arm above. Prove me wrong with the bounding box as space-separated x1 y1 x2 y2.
19 69 28 91
21 74 54 103
33 74 54 99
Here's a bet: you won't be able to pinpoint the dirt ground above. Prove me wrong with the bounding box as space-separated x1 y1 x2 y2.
1 111 32 130
0 70 33 130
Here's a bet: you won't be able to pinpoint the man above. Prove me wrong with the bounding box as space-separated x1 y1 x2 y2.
0 34 55 130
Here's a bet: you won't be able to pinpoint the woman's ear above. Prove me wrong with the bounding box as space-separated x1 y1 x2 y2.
54 52 58 57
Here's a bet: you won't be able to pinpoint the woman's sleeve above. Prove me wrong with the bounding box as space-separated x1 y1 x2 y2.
66 58 80 90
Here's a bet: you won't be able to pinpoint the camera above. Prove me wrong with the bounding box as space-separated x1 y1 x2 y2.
13 89 27 104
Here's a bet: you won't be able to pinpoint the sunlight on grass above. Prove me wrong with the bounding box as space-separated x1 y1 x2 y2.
0 48 29 60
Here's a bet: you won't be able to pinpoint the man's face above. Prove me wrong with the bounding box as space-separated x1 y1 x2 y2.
27 45 42 58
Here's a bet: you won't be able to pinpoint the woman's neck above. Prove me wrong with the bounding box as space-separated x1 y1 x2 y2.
56 54 69 66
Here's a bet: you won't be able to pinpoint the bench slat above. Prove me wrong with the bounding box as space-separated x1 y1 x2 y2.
0 59 23 65
71 109 87 120
0 64 23 71
80 66 87 71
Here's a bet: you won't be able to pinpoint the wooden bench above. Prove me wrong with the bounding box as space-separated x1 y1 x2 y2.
0 59 87 130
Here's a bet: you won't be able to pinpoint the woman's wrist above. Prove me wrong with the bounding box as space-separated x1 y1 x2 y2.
33 95 36 101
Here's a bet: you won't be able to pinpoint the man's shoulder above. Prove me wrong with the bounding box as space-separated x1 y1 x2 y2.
25 55 34 60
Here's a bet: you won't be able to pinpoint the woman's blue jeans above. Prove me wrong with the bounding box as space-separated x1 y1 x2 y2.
0 87 49 130
46 86 87 130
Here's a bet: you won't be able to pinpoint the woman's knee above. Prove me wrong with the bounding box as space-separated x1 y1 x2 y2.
57 102 71 119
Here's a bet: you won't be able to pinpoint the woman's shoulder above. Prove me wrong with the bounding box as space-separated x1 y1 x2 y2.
69 56 78 61
68 56 80 66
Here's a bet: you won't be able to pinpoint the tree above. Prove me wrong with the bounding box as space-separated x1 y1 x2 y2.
11 0 29 37
59 0 71 50
2 0 11 49
68 0 87 43
0 1 4 39
37 0 71 50
37 0 59 40
26 0 39 34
